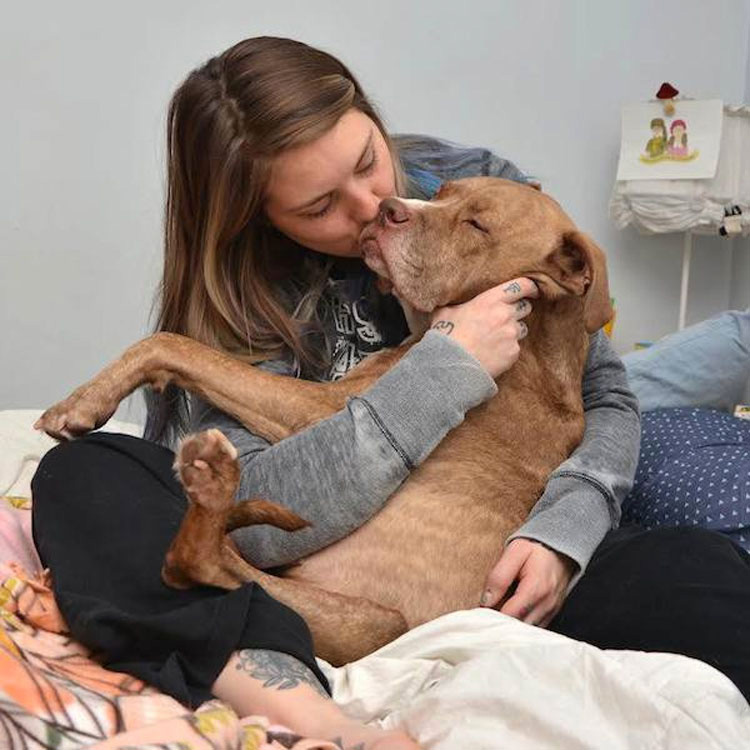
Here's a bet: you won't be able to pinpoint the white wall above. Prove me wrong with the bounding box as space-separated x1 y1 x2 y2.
730 19 750 312
3 0 750 424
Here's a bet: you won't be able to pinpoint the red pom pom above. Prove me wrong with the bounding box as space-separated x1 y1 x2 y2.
656 82 679 99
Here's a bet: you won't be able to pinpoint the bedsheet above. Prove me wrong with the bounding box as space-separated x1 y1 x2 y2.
324 608 750 749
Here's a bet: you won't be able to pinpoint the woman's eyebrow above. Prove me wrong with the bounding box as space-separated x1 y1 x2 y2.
291 131 374 212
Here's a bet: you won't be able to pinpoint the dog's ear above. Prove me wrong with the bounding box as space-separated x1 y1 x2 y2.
542 231 612 333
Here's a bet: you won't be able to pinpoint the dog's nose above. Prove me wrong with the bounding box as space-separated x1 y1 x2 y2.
378 198 410 226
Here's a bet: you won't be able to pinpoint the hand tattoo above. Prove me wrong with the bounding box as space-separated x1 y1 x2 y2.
432 320 455 335
504 281 522 294
235 649 327 697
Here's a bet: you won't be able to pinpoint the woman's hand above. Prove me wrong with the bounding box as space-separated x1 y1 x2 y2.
430 277 538 379
480 538 577 627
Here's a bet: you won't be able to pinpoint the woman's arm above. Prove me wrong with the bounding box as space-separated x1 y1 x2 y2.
482 330 641 624
506 330 641 572
193 331 497 569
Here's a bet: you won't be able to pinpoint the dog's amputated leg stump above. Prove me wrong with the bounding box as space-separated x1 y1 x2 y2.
163 429 244 589
163 428 311 591
173 429 240 513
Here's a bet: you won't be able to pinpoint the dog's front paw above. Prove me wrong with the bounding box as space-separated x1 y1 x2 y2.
174 429 240 511
34 381 118 440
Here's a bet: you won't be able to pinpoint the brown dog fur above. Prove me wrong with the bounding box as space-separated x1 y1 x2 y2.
36 177 612 665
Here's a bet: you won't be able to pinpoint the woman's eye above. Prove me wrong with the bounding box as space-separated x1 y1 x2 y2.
465 217 489 234
357 151 378 175
305 199 334 219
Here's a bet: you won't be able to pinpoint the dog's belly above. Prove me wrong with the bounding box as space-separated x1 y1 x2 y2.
284 452 551 627
285 369 586 629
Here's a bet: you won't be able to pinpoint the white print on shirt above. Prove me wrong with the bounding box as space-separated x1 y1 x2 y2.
329 294 383 381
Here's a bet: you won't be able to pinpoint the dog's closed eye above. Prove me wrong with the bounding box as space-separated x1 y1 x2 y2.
464 217 490 234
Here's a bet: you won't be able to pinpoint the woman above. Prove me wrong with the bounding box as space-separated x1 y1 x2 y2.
32 35 750 747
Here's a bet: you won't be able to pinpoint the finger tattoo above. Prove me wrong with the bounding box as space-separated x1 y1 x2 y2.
518 321 528 339
503 281 522 295
432 320 455 335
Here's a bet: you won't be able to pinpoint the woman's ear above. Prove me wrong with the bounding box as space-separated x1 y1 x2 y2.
545 231 613 333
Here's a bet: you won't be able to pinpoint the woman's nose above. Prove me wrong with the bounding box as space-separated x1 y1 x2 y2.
351 186 385 225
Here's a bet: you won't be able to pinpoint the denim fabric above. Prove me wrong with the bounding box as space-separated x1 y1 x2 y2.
623 310 750 413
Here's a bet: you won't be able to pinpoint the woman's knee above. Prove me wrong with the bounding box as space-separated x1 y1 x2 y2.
595 525 750 587
32 438 92 498
554 524 750 641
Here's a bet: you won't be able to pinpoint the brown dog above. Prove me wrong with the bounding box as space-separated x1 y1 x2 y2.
35 177 611 665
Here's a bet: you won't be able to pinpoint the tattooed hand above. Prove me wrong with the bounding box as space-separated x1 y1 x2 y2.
430 320 454 335
430 276 538 378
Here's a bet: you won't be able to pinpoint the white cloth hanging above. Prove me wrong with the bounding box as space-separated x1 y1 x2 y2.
610 106 750 235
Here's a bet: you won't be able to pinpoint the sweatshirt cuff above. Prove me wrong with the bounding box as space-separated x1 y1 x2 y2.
354 330 497 468
506 474 614 586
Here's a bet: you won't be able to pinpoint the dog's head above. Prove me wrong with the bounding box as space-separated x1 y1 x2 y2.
359 177 611 333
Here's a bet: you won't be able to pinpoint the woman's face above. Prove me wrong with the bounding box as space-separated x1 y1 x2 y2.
264 109 396 257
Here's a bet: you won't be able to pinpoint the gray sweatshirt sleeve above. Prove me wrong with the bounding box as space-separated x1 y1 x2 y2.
191 330 496 568
505 330 641 579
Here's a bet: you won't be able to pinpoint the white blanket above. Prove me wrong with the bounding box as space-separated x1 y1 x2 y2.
325 609 750 749
2 409 749 748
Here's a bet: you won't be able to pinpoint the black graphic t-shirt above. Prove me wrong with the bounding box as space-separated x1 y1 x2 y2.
322 268 409 381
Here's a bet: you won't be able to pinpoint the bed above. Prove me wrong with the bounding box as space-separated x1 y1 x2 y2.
2 399 750 749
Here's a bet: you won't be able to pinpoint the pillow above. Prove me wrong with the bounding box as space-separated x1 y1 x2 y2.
623 407 750 550
622 310 750 412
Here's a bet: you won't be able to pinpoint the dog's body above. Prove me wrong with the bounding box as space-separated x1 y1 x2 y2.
36 177 611 665
281 307 588 625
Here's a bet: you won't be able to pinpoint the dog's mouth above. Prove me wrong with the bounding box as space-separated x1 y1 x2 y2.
358 220 433 310
359 225 395 294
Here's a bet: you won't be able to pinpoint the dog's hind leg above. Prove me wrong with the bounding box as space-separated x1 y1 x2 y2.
162 428 407 665
219 545 407 665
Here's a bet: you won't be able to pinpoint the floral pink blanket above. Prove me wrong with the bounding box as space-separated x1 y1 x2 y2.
0 496 336 750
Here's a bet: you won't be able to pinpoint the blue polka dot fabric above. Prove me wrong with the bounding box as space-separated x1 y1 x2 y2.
623 407 750 550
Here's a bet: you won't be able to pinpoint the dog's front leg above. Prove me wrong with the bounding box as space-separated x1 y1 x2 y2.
150 333 410 442
36 332 409 443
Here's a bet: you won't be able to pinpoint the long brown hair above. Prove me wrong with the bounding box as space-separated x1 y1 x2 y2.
145 36 407 444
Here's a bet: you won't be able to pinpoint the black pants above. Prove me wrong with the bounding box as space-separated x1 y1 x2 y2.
32 434 750 705
31 432 329 709
550 525 750 701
